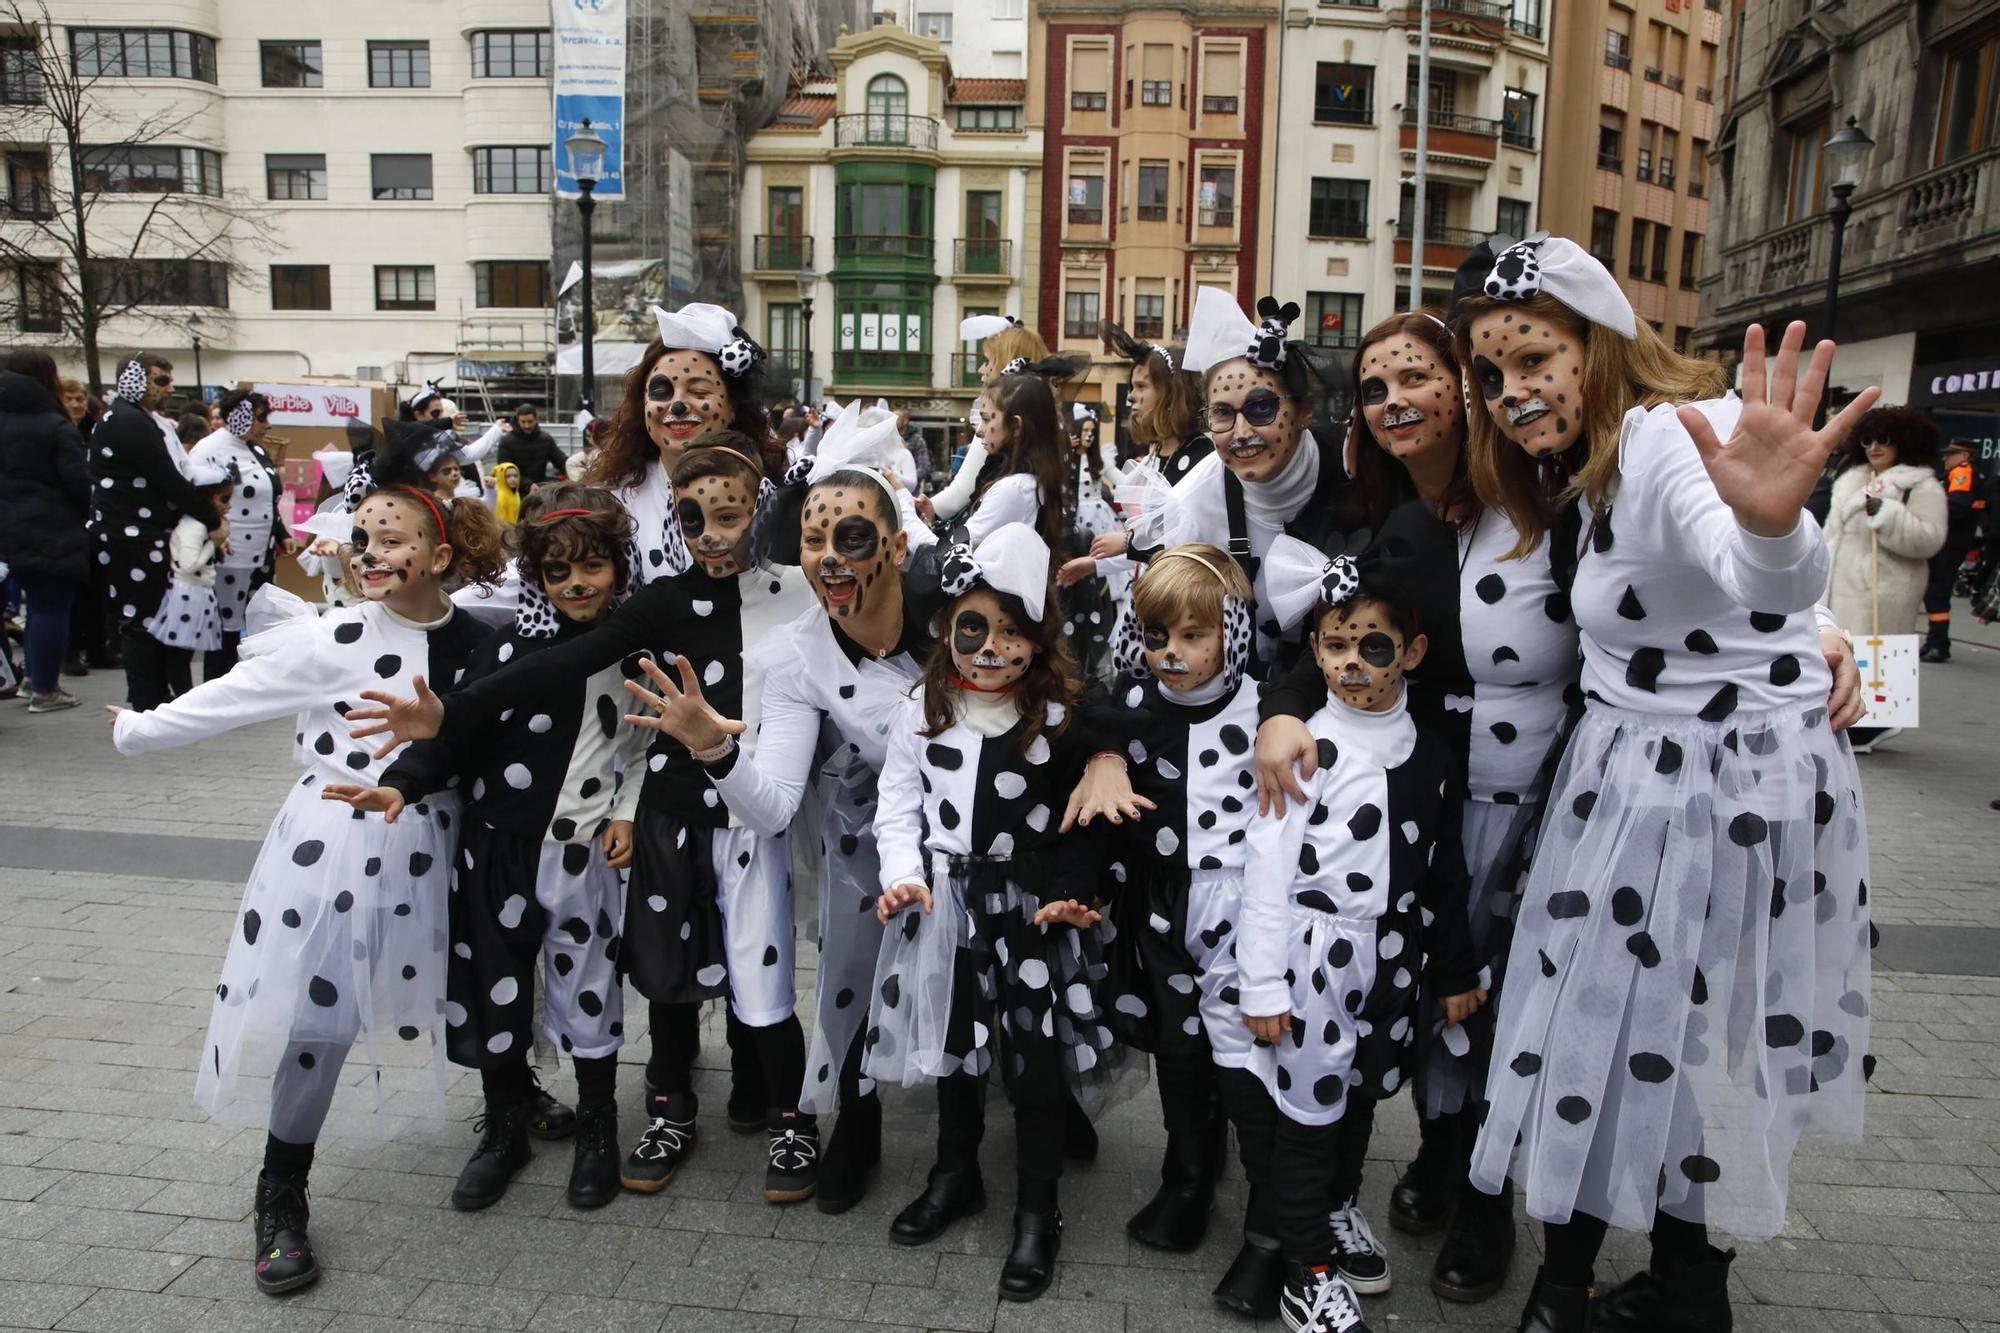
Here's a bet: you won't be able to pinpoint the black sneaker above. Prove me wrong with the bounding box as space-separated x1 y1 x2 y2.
764 1111 819 1203
1921 641 1951 663
622 1088 696 1193
524 1066 578 1140
1328 1199 1391 1294
1280 1264 1371 1333
252 1173 320 1295
451 1101 533 1210
567 1101 621 1209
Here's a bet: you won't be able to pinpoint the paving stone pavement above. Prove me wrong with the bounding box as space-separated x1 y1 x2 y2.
1 608 1997 1332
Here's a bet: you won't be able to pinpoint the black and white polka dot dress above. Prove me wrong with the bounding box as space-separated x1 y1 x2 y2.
1236 695 1472 1127
1097 675 1264 1071
142 516 224 652
864 692 1129 1108
91 401 192 625
1470 400 1872 1242
616 460 694 586
111 597 489 1135
187 431 285 634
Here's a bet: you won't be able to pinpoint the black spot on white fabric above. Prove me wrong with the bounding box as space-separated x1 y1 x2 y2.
292 840 324 867
1346 804 1381 841
308 975 339 1007
1611 886 1643 926
1629 1052 1673 1082
1218 724 1250 755
1616 586 1646 620
333 622 363 645
1555 1095 1593 1123
1698 682 1739 722
1748 611 1786 633
1546 891 1589 919
1625 647 1666 692
242 910 261 944
1476 574 1506 604
373 654 402 678
1769 654 1801 687
926 743 964 770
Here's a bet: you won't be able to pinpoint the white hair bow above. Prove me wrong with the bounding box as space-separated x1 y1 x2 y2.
1480 234 1638 340
938 523 1052 623
651 302 765 376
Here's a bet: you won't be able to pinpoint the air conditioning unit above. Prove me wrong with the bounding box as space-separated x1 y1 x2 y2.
356 365 384 382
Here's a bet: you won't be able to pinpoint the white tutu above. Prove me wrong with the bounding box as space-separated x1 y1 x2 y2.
143 576 222 651
1471 701 1871 1241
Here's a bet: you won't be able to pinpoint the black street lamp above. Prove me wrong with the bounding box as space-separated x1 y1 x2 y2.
188 311 205 399
565 118 608 415
796 260 817 405
1821 115 1875 344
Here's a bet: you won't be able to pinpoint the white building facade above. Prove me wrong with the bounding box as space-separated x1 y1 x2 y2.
1268 0 1549 354
877 0 1029 80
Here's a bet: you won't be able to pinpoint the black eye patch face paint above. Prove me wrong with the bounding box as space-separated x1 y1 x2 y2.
542 559 573 586
953 610 991 657
1473 355 1506 400
1141 621 1171 652
1360 377 1388 406
350 526 368 551
647 375 673 402
676 497 706 539
1359 632 1399 667
832 515 880 561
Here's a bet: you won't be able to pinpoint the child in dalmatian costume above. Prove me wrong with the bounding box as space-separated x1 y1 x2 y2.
866 522 1130 1305
1452 235 1876 1333
1235 549 1480 1333
140 454 236 684
110 440 506 1299
187 390 295 675
326 485 651 1213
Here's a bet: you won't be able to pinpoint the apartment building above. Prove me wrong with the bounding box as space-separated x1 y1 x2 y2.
876 0 1030 79
1270 0 1550 356
738 21 1041 409
1540 0 1724 352
1030 0 1280 412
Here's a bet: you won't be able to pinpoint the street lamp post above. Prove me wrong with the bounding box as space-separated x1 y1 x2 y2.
797 261 817 406
188 311 205 399
1820 115 1875 345
565 119 608 415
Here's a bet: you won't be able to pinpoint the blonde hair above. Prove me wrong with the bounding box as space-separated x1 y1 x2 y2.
1455 294 1729 558
983 325 1050 382
1134 542 1254 628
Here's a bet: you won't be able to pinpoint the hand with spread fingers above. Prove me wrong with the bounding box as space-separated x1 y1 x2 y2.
620 655 746 756
319 783 407 823
1033 898 1103 929
344 675 444 758
1254 715 1317 817
1061 753 1155 831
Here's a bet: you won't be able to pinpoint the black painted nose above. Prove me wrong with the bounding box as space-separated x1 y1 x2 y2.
669 400 690 417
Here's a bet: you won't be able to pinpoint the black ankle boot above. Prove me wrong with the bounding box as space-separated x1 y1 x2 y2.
816 1092 882 1215
621 1086 696 1193
452 1100 533 1210
1061 1095 1098 1162
1593 1245 1733 1332
764 1111 820 1204
1517 1267 1592 1333
890 1165 986 1245
1213 1232 1285 1319
252 1172 319 1295
1433 1179 1516 1303
998 1208 1063 1302
524 1066 577 1141
1389 1115 1458 1235
566 1101 621 1209
1127 1117 1225 1251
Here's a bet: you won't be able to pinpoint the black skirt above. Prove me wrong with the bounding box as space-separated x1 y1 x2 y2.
622 804 729 1004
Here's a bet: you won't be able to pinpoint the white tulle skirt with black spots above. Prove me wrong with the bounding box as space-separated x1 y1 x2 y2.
1470 700 1871 1241
197 777 458 1140
801 755 886 1115
143 576 222 652
864 856 1140 1114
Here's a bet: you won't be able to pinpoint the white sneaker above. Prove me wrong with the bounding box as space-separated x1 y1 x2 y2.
1281 1264 1371 1333
1328 1200 1392 1294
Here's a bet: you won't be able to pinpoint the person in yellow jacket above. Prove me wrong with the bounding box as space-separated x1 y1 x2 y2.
491 461 523 525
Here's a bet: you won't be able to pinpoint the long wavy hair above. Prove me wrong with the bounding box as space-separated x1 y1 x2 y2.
918 586 1082 754
1347 310 1479 532
1455 293 1728 558
362 435 507 587
980 372 1068 551
586 338 780 491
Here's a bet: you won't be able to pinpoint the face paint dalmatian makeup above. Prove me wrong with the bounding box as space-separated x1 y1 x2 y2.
1358 336 1465 466
644 349 732 468
1311 597 1428 713
949 587 1036 690
1142 612 1224 692
348 494 450 613
675 472 757 578
975 393 1009 454
539 545 619 623
1203 359 1304 483
1468 309 1586 456
800 481 904 620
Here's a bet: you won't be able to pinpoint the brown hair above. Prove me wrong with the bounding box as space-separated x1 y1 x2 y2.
983 325 1051 382
509 483 635 593
587 338 782 491
671 430 767 491
1129 349 1202 448
1455 294 1729 558
0 348 59 396
1132 542 1253 629
981 372 1068 551
1348 310 1479 530
1841 404 1940 472
365 488 508 588
918 587 1082 754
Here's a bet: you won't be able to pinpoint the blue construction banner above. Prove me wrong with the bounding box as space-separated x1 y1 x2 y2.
552 0 626 200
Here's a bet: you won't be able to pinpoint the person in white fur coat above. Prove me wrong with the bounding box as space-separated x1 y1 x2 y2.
1822 405 1948 638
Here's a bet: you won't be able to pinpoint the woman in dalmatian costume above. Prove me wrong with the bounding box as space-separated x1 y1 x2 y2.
920 314 1050 528
109 438 506 1299
866 522 1130 1304
1450 236 1876 1333
187 389 297 676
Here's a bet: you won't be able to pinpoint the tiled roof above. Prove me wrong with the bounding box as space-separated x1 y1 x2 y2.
947 78 1026 105
774 93 836 127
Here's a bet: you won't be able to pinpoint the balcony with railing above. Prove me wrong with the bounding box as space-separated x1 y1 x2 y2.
952 237 1011 280
950 351 984 388
752 234 814 271
833 113 939 153
1508 17 1543 39
1392 0 1506 38
1605 50 1631 71
1597 152 1624 172
1394 222 1486 271
833 349 932 386
1197 206 1236 228
1400 105 1502 162
833 233 935 262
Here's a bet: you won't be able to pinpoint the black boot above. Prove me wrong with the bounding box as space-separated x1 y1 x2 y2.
1388 1114 1457 1235
1593 1245 1734 1332
816 1092 881 1215
251 1172 319 1295
61 653 89 678
566 1101 621 1209
451 1100 533 1210
1127 1116 1226 1251
998 1208 1063 1302
1061 1094 1098 1162
621 1086 696 1193
1516 1267 1592 1333
1213 1233 1285 1319
764 1111 820 1203
890 1164 987 1245
1433 1179 1516 1302
524 1066 577 1141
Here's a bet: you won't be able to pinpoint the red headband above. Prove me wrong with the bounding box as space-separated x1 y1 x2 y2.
533 507 597 525
389 484 449 540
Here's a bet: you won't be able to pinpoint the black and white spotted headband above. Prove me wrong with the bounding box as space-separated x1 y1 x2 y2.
408 379 445 411
939 523 1051 623
1471 234 1638 341
1110 550 1254 694
111 359 149 404
1263 533 1384 634
650 302 765 378
225 398 257 439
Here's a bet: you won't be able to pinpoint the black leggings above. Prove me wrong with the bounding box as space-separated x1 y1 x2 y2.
934 1076 1065 1209
1153 1046 1221 1138
1217 1066 1347 1264
645 1000 805 1117
1540 1211 1710 1287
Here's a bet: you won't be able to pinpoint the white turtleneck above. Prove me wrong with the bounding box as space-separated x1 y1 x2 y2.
1157 669 1235 708
1240 427 1323 527
953 685 1022 737
1321 683 1416 769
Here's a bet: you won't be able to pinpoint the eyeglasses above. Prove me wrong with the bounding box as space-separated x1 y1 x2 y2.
1206 391 1291 434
